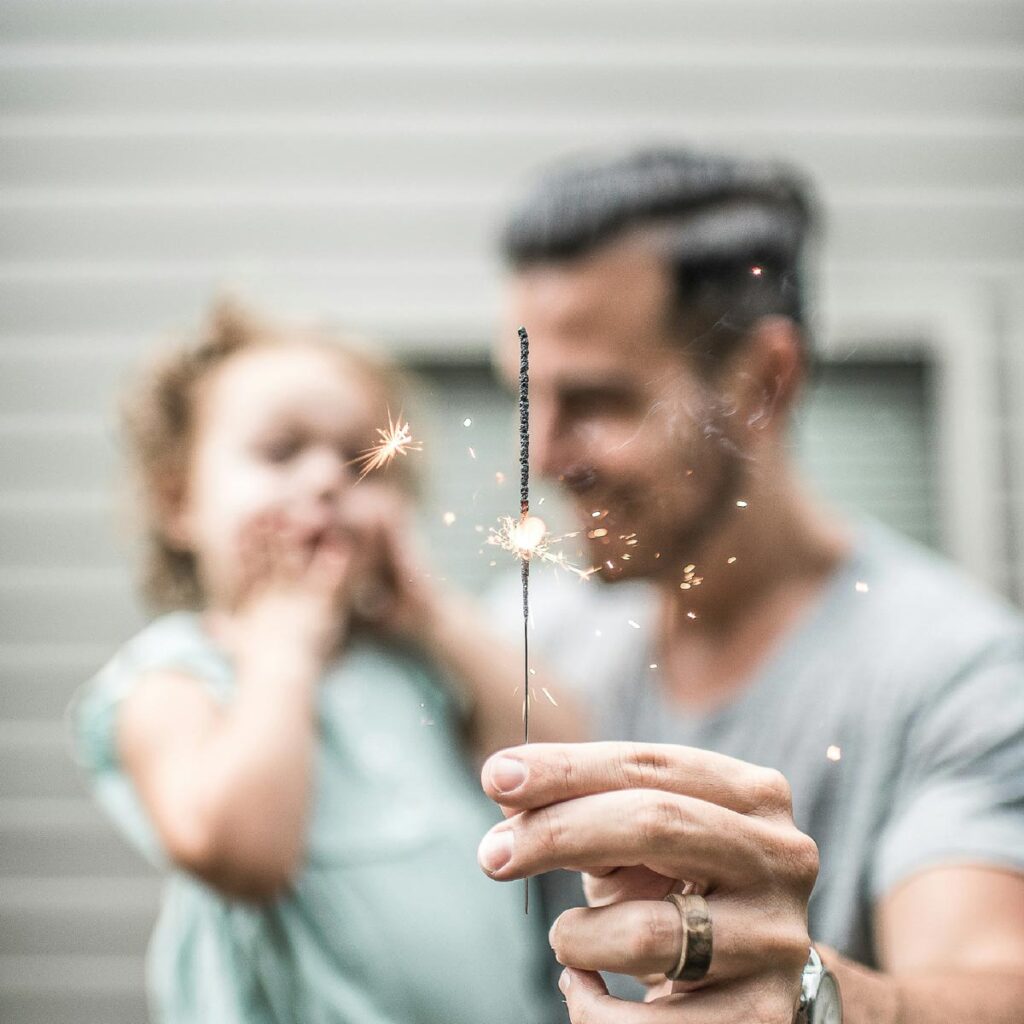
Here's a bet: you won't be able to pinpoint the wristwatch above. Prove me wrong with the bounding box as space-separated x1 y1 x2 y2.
794 947 843 1023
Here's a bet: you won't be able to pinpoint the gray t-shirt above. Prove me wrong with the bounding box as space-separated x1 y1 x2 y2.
490 519 1024 975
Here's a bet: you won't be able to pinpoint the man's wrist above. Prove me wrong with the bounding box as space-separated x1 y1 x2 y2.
814 945 904 1024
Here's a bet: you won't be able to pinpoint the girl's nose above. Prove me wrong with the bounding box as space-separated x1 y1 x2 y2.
302 447 348 499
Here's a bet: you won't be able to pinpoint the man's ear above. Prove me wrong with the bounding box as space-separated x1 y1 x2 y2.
721 316 805 436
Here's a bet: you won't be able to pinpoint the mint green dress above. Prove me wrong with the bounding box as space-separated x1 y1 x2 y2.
70 612 556 1024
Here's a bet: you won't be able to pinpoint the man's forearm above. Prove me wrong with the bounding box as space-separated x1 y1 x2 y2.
821 946 1024 1024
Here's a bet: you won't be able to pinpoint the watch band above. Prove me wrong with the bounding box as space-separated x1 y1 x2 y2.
794 946 822 1024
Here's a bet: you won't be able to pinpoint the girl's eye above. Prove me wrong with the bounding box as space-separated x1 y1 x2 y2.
262 438 301 463
339 444 362 466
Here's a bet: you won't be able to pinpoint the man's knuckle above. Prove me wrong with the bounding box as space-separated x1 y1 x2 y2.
536 807 569 859
791 833 819 891
556 748 577 793
750 767 792 815
743 982 796 1024
623 743 671 790
629 904 676 965
637 791 685 848
764 921 811 973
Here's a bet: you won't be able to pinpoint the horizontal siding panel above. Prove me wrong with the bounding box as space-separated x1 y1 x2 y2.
0 504 130 569
0 722 85 800
0 348 132 416
1 880 157 956
0 951 148 1024
1 1 1021 49
3 124 1023 192
4 192 1022 266
2 52 1020 120
0 952 146 992
0 274 500 340
0 645 114 719
0 575 142 646
0 799 155 876
0 192 497 263
0 423 117 490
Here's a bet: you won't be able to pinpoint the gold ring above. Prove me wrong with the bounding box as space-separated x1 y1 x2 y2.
663 892 713 982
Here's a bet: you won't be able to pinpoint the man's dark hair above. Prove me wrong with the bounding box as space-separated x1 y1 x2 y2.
500 147 817 370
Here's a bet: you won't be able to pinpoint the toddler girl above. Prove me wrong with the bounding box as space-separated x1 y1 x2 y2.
70 303 573 1023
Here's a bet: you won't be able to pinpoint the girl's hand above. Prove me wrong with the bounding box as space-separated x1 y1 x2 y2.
230 510 353 665
340 487 441 647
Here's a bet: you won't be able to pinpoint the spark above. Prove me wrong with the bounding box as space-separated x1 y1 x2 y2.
855 581 869 593
687 611 698 620
680 564 704 589
442 512 456 526
495 471 506 485
727 556 737 564
751 265 763 277
541 687 559 707
736 499 748 508
827 745 842 762
628 619 640 629
354 411 422 480
588 528 608 539
468 446 477 459
649 663 658 669
463 417 473 427
486 514 596 580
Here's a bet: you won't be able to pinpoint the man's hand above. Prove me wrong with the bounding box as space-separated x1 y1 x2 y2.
478 741 818 1022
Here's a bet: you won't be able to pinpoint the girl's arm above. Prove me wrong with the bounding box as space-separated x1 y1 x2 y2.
416 589 590 765
346 489 590 764
119 520 350 901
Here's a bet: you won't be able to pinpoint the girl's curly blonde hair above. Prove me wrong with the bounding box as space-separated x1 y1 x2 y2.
121 300 415 612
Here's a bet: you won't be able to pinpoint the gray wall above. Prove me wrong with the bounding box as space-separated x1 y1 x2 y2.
1 3 1022 1021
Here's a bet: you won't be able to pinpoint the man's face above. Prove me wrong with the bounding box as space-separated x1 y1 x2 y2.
499 240 746 582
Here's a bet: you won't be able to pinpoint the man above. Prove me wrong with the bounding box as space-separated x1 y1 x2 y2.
478 149 1024 1022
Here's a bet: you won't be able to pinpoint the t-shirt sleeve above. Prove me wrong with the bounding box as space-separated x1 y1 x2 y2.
67 615 229 866
871 641 1024 899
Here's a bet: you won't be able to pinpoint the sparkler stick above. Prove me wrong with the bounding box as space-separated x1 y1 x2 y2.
518 325 530 914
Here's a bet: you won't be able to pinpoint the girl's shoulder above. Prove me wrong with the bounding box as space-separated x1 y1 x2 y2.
69 611 231 778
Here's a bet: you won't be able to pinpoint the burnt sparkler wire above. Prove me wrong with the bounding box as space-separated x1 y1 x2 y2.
518 325 530 914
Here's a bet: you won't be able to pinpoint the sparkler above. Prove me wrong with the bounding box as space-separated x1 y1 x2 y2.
353 410 422 481
518 326 530 913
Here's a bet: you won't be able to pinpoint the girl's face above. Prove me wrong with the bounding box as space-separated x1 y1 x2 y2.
168 342 380 609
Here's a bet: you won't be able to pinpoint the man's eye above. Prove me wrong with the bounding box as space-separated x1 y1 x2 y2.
565 390 635 417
